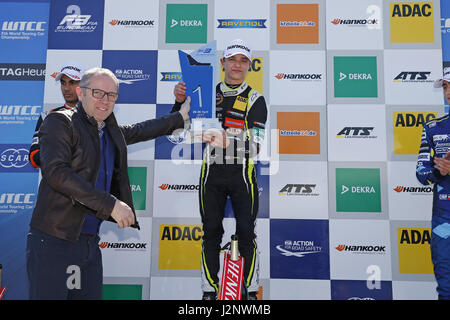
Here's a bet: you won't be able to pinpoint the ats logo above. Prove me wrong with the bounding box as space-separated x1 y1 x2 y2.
397 227 433 274
393 71 432 83
158 224 203 270
390 3 434 43
393 112 436 155
278 184 318 196
336 127 376 139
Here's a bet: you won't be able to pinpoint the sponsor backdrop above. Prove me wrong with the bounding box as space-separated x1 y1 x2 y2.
0 0 449 300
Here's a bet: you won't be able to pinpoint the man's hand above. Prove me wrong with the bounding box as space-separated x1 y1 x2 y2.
110 200 135 229
179 96 191 121
174 81 186 103
202 129 230 148
434 154 450 176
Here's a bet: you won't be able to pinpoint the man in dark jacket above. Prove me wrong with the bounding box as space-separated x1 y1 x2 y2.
26 67 190 299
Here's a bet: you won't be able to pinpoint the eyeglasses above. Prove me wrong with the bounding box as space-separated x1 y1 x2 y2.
81 87 119 102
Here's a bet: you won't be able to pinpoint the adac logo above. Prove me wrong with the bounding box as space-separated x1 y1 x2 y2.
390 3 434 43
393 112 437 155
397 227 433 274
159 224 203 270
335 244 386 254
108 19 155 27
393 71 432 83
278 184 318 196
55 5 98 33
391 3 432 18
217 19 266 29
336 127 376 139
394 112 436 128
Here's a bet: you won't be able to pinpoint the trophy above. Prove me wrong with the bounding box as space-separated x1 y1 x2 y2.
178 40 221 143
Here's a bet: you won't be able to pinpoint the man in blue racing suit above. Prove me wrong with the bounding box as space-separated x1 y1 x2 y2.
416 67 450 300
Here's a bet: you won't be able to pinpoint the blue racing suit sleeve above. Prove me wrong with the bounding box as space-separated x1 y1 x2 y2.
416 125 447 185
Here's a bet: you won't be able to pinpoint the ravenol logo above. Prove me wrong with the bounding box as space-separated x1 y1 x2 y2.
217 19 266 29
335 168 381 213
334 56 377 98
160 72 183 82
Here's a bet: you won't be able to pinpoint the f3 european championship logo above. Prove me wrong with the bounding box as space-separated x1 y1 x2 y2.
390 2 434 43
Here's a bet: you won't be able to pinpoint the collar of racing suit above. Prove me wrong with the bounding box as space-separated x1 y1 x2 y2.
220 81 248 97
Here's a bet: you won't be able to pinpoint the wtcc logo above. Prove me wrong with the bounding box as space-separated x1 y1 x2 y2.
2 21 46 31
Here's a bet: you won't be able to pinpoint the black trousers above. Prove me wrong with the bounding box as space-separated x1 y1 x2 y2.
26 227 103 300
199 161 259 293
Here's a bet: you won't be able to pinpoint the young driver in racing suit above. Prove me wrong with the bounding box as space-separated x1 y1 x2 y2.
29 62 84 168
416 67 450 300
171 39 267 300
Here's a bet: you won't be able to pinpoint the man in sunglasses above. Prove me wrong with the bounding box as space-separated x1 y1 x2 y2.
29 62 84 168
27 67 191 299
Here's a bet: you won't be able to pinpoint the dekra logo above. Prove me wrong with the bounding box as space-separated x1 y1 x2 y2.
341 185 375 194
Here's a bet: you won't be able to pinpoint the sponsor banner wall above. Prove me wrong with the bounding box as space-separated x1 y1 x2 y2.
1 0 449 300
0 0 49 300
